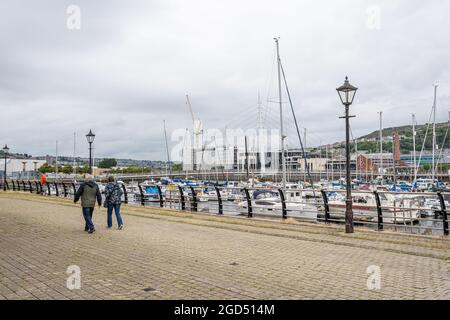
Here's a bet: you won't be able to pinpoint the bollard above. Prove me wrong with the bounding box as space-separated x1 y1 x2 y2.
121 184 128 204
71 183 76 199
243 188 252 218
321 190 330 223
437 192 449 236
190 186 198 212
215 186 223 215
278 189 287 219
374 191 384 231
62 183 68 198
120 184 128 204
178 186 185 211
156 185 164 208
138 184 145 206
54 183 59 197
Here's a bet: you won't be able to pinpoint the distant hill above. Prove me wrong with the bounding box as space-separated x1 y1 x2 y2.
328 122 450 154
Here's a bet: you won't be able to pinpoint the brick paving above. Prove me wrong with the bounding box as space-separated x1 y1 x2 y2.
0 193 449 300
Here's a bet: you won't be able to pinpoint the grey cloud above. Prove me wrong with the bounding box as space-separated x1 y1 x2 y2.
1 0 450 160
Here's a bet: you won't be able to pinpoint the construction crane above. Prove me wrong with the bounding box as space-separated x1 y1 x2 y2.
186 94 203 171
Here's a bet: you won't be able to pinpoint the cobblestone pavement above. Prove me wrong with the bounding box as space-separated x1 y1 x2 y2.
0 193 449 300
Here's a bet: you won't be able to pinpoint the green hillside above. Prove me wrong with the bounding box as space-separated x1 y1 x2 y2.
328 122 450 154
362 122 450 154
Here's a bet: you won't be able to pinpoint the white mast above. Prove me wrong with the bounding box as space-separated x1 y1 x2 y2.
257 92 263 130
412 114 417 182
274 37 286 190
355 136 358 180
73 132 77 175
378 111 383 179
303 128 307 183
55 140 58 180
163 120 171 176
326 144 329 181
432 84 438 182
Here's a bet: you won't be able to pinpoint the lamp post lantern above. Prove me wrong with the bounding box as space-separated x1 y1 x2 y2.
3 144 9 191
86 130 96 175
337 76 358 234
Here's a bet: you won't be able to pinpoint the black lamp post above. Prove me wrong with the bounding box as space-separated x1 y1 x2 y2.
86 130 96 175
3 144 9 191
337 76 358 234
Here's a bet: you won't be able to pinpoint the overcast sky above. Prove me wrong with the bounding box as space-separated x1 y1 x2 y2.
1 0 450 160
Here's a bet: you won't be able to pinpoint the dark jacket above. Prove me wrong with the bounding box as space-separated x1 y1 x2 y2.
105 182 123 206
74 181 102 208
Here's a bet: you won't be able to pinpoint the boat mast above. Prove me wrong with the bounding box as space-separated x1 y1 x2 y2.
432 84 438 182
163 120 171 177
55 140 58 181
73 132 77 176
275 37 286 190
378 111 383 180
412 114 417 182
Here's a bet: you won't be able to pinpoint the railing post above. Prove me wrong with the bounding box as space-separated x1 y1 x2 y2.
321 190 330 223
34 181 39 194
138 184 145 206
374 191 384 231
22 181 26 191
62 183 68 197
190 186 198 212
121 184 128 204
28 181 32 193
71 183 76 199
46 182 51 196
243 188 252 218
178 186 185 211
54 183 59 197
278 189 287 219
37 181 42 194
215 186 223 215
156 185 164 208
17 181 21 191
11 180 15 191
437 192 449 236
6 180 10 190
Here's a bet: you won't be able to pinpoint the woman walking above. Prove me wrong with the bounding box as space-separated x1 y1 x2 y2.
104 176 124 230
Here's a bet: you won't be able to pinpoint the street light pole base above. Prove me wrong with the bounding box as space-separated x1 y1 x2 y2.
345 199 354 234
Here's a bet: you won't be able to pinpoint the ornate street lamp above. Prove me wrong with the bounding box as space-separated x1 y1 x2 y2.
3 144 10 191
337 77 358 234
86 130 96 174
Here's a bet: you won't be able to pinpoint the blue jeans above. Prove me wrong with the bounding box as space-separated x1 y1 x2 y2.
82 207 95 231
107 203 123 228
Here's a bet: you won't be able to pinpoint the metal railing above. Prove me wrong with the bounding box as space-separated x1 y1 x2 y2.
1 180 449 236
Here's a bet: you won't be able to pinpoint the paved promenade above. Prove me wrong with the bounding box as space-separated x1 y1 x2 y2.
0 192 449 300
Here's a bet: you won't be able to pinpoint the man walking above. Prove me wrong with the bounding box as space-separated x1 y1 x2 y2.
74 174 102 234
